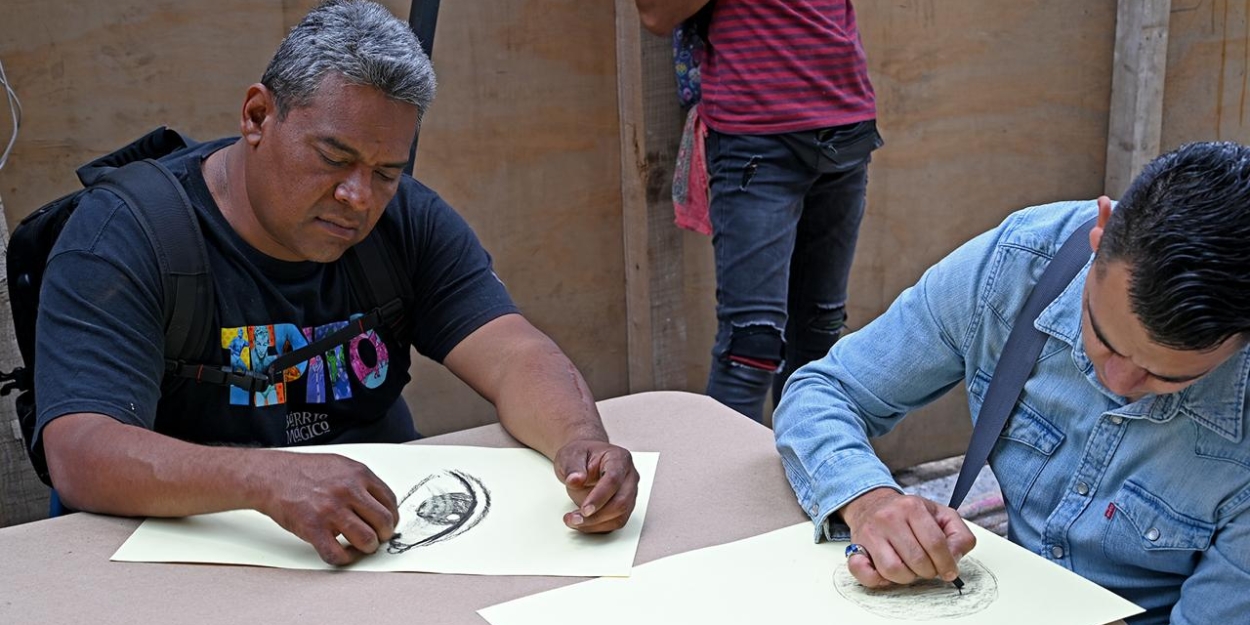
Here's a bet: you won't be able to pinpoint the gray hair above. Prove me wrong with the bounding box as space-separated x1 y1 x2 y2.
261 0 436 120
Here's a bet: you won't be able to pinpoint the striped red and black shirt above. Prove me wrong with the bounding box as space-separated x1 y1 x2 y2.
700 0 876 134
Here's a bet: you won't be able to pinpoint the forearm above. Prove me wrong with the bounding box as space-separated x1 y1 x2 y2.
775 370 900 533
43 413 273 517
445 314 610 460
492 339 608 460
634 0 710 35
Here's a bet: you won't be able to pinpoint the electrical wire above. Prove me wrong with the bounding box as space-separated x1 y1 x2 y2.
0 56 22 171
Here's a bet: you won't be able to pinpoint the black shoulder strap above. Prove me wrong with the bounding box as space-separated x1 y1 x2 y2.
94 159 215 368
949 216 1097 509
343 224 414 339
404 0 440 176
408 0 440 59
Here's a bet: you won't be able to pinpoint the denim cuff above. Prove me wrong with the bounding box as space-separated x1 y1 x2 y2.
794 450 902 543
821 514 852 542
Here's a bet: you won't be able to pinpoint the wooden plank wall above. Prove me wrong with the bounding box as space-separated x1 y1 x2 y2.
388 0 631 434
0 0 291 525
1164 0 1250 145
2 1 1250 520
859 0 1250 467
808 1 1118 466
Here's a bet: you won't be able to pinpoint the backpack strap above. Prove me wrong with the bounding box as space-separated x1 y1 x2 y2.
948 216 1097 509
404 0 440 175
408 0 440 60
344 224 414 341
94 159 216 374
163 224 414 395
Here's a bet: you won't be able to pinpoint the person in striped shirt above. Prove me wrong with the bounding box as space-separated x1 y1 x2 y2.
637 0 884 422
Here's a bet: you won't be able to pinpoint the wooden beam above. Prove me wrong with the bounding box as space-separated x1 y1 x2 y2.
615 1 688 392
1105 0 1171 198
615 0 654 391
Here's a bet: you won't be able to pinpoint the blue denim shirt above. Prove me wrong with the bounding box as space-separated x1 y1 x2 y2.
774 201 1250 625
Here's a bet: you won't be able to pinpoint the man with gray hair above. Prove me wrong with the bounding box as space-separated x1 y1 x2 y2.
32 0 639 566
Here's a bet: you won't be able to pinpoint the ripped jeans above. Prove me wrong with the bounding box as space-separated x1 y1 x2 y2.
705 120 880 422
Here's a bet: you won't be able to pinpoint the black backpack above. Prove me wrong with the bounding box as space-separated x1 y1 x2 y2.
1 127 413 485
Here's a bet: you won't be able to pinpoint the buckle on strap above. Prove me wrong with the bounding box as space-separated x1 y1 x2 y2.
378 298 407 334
0 366 29 396
167 360 273 392
228 369 273 393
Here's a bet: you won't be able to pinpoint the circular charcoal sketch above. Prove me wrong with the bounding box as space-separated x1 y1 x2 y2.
387 470 491 554
833 556 998 620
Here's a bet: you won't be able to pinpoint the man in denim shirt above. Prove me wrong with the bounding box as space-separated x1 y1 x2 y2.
774 142 1250 624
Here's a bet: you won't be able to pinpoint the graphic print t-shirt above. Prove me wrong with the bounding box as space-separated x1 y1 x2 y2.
34 138 518 448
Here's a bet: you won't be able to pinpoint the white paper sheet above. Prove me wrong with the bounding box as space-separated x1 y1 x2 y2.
111 444 658 577
478 522 1143 625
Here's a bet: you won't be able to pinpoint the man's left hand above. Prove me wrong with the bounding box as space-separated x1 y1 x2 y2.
554 441 639 533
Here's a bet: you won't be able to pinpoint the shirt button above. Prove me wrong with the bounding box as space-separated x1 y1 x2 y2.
810 505 819 516
1145 528 1161 541
1075 482 1090 496
1110 415 1124 425
1051 546 1065 559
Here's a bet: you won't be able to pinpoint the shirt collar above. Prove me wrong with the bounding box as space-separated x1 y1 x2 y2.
1033 258 1247 443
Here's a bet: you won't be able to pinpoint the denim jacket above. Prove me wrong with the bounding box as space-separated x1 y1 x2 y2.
774 201 1250 625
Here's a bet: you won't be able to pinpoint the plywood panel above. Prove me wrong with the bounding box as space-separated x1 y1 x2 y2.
0 0 290 521
394 0 629 435
857 1 1114 467
851 1 1116 467
0 0 282 220
1163 0 1250 145
852 1 1116 326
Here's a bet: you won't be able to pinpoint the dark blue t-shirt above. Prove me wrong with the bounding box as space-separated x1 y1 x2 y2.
34 138 518 448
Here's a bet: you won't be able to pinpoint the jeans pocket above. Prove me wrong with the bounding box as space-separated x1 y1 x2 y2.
1101 480 1214 576
817 120 884 172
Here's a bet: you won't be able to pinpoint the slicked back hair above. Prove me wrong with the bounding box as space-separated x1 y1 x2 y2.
261 0 436 121
1096 141 1250 351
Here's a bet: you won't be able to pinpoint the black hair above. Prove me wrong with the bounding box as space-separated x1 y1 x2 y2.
1097 141 1250 351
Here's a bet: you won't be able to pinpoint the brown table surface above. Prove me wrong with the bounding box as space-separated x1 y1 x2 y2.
0 391 810 624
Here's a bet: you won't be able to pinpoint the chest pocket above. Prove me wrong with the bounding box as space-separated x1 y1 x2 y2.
972 369 1065 514
1101 480 1215 576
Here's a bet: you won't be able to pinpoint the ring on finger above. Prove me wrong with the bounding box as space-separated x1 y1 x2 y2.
845 543 870 561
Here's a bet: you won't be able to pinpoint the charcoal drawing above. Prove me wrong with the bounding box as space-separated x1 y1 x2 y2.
832 556 999 620
387 470 492 554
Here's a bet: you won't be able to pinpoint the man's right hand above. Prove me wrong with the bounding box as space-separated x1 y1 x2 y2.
838 488 976 588
44 414 398 567
253 450 399 566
